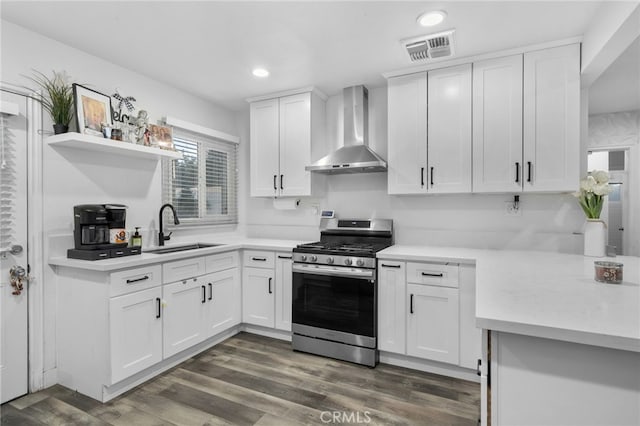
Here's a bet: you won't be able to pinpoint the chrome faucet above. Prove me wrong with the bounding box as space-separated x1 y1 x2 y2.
158 203 180 246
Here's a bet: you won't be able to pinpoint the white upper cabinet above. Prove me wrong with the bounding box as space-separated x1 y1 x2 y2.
387 72 428 194
249 89 325 197
473 55 524 193
523 44 580 192
427 64 472 193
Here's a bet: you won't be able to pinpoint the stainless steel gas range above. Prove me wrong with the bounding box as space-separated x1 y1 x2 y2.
291 218 393 367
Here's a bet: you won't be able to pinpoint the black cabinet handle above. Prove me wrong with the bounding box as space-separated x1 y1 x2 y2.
268 277 273 294
515 162 520 183
410 294 414 314
527 161 532 182
430 167 434 186
477 359 482 376
278 255 292 259
381 264 401 268
422 272 444 277
252 257 267 261
126 275 149 284
201 285 206 303
280 174 284 190
421 167 425 186
155 298 161 319
208 283 212 301
273 175 277 190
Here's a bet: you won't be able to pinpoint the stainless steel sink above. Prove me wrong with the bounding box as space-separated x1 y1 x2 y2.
145 243 222 254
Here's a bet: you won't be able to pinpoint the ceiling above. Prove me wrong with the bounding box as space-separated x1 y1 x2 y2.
1 1 605 111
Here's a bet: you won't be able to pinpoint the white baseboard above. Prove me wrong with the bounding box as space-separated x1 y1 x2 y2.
43 368 58 389
241 324 292 341
379 351 480 383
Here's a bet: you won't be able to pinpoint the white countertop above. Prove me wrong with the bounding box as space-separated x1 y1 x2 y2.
379 245 640 353
49 237 306 272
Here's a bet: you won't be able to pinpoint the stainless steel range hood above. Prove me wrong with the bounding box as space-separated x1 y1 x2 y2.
306 85 387 174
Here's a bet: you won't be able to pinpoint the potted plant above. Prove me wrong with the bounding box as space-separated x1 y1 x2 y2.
25 70 74 134
574 170 612 256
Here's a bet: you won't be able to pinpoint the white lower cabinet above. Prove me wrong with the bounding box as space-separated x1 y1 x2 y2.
275 253 293 331
242 266 275 327
109 286 163 383
205 268 241 337
162 278 208 358
407 283 460 364
378 261 406 353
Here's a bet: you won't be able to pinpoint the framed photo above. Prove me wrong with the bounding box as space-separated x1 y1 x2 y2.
73 84 112 137
148 124 174 150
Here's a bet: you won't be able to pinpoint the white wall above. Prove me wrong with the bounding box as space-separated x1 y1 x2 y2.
1 20 238 382
241 86 585 252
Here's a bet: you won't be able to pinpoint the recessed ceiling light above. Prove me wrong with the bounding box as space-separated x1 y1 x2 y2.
252 68 269 78
417 11 447 27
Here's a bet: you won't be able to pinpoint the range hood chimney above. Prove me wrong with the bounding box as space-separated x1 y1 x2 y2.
306 85 387 174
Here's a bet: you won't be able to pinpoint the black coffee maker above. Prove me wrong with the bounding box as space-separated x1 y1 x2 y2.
67 204 141 260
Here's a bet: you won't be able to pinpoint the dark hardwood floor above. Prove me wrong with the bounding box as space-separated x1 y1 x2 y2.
1 333 480 425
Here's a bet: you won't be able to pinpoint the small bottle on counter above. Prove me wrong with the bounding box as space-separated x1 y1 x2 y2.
131 227 142 247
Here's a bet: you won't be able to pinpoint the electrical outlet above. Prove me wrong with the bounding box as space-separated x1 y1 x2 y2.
504 202 522 216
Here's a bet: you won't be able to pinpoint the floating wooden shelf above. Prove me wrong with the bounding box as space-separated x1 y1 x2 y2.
47 132 183 160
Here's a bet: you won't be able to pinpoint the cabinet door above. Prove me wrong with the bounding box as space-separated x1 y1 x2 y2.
458 264 481 370
407 283 459 364
203 269 241 338
279 93 311 197
110 287 162 383
378 261 406 354
242 267 275 328
523 44 580 192
427 64 472 193
250 98 280 197
473 55 524 193
275 253 293 331
387 72 428 194
163 279 207 358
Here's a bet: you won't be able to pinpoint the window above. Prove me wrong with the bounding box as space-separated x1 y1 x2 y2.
162 127 238 226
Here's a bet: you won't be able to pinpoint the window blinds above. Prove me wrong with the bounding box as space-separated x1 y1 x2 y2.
0 114 15 252
162 127 238 226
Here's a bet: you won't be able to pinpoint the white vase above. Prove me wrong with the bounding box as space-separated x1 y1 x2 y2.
584 219 606 257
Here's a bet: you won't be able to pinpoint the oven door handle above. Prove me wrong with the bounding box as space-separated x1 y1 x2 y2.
292 263 375 279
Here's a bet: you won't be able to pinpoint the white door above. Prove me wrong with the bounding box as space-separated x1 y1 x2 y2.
249 98 280 197
109 287 163 383
0 91 29 404
523 43 580 192
407 283 459 364
387 72 428 194
377 261 406 354
274 253 292 331
163 279 207 358
204 269 241 338
427 64 472 193
279 93 311 197
242 267 275 328
473 54 524 193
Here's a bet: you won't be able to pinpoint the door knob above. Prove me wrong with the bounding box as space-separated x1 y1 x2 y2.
9 265 28 296
0 244 23 258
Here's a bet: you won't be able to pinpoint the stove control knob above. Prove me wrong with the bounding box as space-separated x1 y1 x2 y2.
300 255 307 261
310 255 318 262
326 257 334 264
356 259 364 267
344 258 352 266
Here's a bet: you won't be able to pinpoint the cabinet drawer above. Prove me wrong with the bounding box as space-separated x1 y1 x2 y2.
163 257 206 283
407 262 459 288
110 264 162 297
206 251 239 273
243 250 275 269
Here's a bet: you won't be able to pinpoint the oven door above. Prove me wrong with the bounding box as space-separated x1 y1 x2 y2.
292 263 376 345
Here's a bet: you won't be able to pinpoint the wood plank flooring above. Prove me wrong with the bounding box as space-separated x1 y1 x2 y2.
1 333 480 425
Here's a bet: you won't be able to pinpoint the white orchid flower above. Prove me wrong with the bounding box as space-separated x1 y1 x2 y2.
592 170 610 184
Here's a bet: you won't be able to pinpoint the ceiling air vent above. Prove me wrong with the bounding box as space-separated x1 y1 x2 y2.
402 29 455 62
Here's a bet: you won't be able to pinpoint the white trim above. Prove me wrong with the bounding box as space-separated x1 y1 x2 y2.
245 85 328 103
0 101 19 116
164 116 240 144
379 350 479 383
383 36 583 79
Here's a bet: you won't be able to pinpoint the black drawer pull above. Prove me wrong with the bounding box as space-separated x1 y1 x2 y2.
201 285 206 303
280 174 284 190
515 162 520 183
477 359 482 376
208 283 213 301
430 167 434 186
273 175 277 190
252 257 267 261
421 167 425 186
155 298 161 319
422 272 444 277
410 294 414 314
278 255 292 259
527 161 532 182
126 275 149 284
381 264 401 268
268 277 273 294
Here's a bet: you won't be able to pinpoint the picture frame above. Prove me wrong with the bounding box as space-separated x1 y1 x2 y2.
73 83 112 137
148 123 174 150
